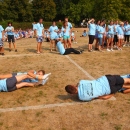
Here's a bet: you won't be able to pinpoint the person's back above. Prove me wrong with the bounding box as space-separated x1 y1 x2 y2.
78 76 110 101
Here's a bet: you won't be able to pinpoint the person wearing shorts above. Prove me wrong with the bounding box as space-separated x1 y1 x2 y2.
48 21 58 52
124 21 130 46
65 74 130 101
88 19 96 52
107 21 114 51
5 22 17 52
97 22 105 51
117 22 125 50
34 18 44 54
0 25 4 56
62 21 71 49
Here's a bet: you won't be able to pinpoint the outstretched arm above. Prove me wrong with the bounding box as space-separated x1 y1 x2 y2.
98 94 114 100
27 72 43 80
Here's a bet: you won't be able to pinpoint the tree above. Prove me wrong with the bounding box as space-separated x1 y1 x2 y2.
32 0 56 21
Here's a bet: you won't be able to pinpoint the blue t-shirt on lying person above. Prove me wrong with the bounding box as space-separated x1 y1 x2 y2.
78 76 111 101
0 79 8 92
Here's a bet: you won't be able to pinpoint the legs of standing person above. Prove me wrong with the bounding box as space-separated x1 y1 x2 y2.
0 39 4 55
12 35 17 52
37 43 41 53
50 39 54 52
95 38 98 50
63 39 67 49
98 38 102 51
36 36 42 53
67 38 72 48
88 35 94 51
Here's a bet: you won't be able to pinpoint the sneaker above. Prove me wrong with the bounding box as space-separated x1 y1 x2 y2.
42 73 51 80
42 78 49 85
107 49 110 51
123 44 126 47
111 49 114 51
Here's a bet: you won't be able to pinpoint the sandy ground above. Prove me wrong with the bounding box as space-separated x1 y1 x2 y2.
0 28 130 130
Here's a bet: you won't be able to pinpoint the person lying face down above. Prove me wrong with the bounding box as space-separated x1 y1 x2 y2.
65 74 130 101
0 72 51 92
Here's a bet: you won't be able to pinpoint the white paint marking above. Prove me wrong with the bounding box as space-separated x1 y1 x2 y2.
0 97 116 113
65 55 95 80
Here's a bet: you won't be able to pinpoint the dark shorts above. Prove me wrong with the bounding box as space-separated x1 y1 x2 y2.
89 35 95 44
8 35 15 43
6 76 17 92
106 75 124 94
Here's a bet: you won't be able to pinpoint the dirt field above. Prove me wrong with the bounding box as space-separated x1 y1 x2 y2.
0 28 130 130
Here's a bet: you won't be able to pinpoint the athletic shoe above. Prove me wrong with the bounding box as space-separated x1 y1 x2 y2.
42 73 51 80
42 78 49 85
123 44 126 47
111 49 114 51
107 49 110 51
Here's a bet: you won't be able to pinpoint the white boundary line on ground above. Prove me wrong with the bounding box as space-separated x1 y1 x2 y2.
65 55 95 80
0 97 116 113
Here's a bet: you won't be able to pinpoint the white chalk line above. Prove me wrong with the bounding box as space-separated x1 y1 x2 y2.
65 55 95 80
0 97 116 113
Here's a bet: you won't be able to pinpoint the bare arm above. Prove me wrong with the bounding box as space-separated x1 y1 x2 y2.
98 94 114 100
88 19 94 24
27 72 43 80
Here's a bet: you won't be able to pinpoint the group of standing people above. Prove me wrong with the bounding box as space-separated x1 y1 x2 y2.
88 19 130 52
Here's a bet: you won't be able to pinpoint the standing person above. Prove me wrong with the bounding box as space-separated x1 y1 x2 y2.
102 20 107 49
113 21 119 48
97 22 105 51
5 22 17 52
0 25 4 56
107 21 114 51
124 21 130 46
88 18 96 52
117 22 125 50
48 21 58 52
62 21 71 49
64 17 73 48
95 20 101 50
34 18 44 54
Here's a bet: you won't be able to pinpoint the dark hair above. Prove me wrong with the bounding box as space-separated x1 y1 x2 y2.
8 22 12 26
65 85 77 94
38 70 45 75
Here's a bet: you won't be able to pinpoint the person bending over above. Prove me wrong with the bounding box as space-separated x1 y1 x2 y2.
0 72 50 92
65 74 130 101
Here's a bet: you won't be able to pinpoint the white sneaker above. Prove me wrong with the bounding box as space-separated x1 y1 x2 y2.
107 49 110 52
42 78 49 85
42 73 51 80
111 49 114 51
123 44 126 47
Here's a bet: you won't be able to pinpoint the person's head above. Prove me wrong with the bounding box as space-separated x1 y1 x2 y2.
126 21 128 25
110 21 113 25
120 21 124 26
96 20 100 25
52 21 56 26
39 18 43 24
37 70 45 75
8 22 12 26
65 85 78 94
63 21 68 28
115 20 118 25
100 22 104 26
65 17 68 23
84 30 86 32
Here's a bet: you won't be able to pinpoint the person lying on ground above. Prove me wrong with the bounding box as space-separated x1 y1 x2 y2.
56 37 83 55
0 72 51 92
65 74 130 101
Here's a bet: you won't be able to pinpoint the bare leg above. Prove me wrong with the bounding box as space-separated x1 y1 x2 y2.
13 42 16 50
0 74 13 79
123 89 130 94
37 43 40 53
39 42 42 52
9 43 11 50
16 82 35 89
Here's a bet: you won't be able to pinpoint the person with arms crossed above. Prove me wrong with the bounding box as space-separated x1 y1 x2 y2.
0 25 4 56
5 22 17 52
34 18 44 54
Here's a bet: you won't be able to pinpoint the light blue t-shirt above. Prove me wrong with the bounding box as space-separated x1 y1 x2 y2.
62 26 70 37
33 24 37 30
117 26 124 35
88 23 96 35
67 22 72 29
108 25 114 34
0 79 8 92
48 26 58 39
124 24 130 35
98 26 105 38
78 76 111 101
5 26 14 35
0 25 4 39
34 23 44 36
56 41 65 55
82 32 87 37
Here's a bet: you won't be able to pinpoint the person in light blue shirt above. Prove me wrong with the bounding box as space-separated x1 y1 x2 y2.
88 19 96 52
65 74 130 101
107 21 114 51
117 22 125 50
48 21 58 52
124 21 130 46
97 22 105 51
34 18 44 54
0 25 4 56
80 30 87 37
62 21 71 49
5 22 17 52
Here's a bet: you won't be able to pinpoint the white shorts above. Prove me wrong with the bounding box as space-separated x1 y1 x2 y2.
118 35 124 39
